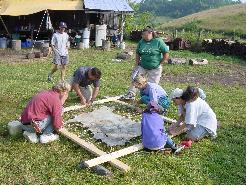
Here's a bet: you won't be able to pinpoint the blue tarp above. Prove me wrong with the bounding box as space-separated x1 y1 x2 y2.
84 0 134 12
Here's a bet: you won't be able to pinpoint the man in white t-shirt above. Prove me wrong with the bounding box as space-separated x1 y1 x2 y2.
48 21 69 81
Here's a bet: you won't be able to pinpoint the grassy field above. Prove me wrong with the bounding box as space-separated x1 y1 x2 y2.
158 3 246 36
0 47 246 184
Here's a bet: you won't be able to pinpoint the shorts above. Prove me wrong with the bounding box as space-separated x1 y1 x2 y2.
53 54 69 65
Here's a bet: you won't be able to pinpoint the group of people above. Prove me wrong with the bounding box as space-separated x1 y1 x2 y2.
20 24 218 152
121 26 218 152
21 22 102 143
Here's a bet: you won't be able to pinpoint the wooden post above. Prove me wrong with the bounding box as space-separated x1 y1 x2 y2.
120 14 125 42
175 29 178 38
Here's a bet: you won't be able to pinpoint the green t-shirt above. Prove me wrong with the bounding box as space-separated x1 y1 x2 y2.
136 38 169 70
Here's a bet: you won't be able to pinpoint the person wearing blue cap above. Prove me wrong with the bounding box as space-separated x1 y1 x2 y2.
48 21 69 81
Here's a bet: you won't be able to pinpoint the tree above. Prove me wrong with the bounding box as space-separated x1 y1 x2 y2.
138 0 241 18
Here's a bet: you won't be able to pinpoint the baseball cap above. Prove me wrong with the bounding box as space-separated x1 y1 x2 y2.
59 22 67 28
170 88 183 99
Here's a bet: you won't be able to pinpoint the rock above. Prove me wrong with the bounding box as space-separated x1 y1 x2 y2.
189 59 208 65
8 120 22 136
34 51 43 58
26 52 35 59
41 47 50 57
168 58 187 65
116 52 131 60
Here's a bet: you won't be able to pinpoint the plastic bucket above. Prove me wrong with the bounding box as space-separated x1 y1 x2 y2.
95 24 107 47
102 40 111 51
0 38 7 49
12 40 21 50
83 28 90 49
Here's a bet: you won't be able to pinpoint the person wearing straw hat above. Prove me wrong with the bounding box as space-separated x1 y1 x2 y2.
21 81 71 144
48 21 69 81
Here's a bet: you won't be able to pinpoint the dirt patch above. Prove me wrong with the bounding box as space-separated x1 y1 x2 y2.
0 49 29 63
162 62 246 86
0 49 50 63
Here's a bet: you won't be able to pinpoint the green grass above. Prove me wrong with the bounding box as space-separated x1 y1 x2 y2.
158 3 246 36
0 47 245 184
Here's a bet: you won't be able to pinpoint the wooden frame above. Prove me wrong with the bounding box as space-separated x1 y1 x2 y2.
59 128 130 172
62 96 178 173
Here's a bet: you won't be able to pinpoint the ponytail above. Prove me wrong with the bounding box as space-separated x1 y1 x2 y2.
181 86 199 102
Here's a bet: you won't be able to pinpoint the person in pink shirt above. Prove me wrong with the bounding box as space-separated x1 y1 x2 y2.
21 81 71 143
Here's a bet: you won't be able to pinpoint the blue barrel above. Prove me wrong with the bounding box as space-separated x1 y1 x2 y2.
0 38 7 49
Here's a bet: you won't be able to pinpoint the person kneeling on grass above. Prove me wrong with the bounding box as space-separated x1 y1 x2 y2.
69 66 101 107
21 81 71 144
141 101 183 153
168 86 217 141
133 74 170 114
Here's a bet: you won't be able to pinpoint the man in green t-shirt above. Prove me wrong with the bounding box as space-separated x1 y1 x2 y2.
122 27 169 100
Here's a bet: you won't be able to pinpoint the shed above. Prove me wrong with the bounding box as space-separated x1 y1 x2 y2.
0 0 133 46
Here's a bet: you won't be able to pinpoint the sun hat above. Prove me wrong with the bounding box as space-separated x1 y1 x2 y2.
170 88 183 99
59 21 67 28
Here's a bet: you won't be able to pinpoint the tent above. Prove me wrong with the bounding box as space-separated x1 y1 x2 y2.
0 0 134 16
0 0 84 16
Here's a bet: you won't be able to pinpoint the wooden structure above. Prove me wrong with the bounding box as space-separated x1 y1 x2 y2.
62 96 178 174
0 0 133 45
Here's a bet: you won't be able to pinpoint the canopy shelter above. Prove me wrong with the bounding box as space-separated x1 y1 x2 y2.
0 0 134 46
0 0 84 16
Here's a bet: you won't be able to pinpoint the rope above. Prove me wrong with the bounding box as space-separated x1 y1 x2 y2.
31 10 47 52
0 15 10 37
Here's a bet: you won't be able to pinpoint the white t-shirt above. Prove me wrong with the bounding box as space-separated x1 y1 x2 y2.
179 97 217 135
51 32 69 56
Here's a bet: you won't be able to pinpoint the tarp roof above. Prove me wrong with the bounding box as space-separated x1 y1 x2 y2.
0 0 134 16
0 0 84 16
85 0 134 12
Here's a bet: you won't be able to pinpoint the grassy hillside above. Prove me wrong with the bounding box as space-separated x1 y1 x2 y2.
158 3 246 35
